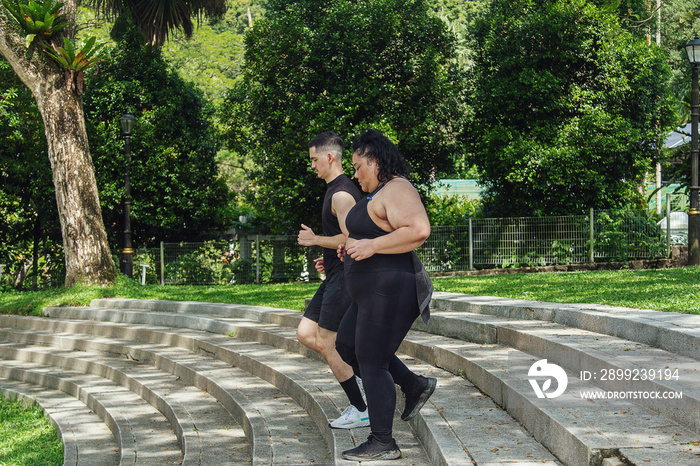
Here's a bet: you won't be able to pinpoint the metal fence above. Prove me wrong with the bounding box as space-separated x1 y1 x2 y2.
133 237 323 286
132 208 675 285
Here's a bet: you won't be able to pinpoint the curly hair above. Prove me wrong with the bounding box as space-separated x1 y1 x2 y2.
352 130 410 182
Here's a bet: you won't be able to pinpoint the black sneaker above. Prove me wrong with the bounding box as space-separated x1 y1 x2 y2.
401 375 436 421
342 434 402 461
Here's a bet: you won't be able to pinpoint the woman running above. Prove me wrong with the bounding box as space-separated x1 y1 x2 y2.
336 129 436 461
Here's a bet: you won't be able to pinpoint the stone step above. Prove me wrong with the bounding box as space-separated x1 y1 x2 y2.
0 336 251 465
0 323 337 465
0 358 183 465
75 298 700 465
399 331 700 466
79 298 700 434
0 378 119 465
411 310 700 431
1 314 411 465
429 292 700 361
41 303 558 464
34 307 557 465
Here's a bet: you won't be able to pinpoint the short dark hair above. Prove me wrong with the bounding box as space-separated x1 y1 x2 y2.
352 129 410 182
309 131 344 159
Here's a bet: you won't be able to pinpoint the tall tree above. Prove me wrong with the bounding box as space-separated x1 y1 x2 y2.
0 0 115 286
220 0 467 232
468 0 676 217
1 0 228 286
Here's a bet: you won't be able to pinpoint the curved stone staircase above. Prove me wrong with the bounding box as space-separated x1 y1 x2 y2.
0 292 698 465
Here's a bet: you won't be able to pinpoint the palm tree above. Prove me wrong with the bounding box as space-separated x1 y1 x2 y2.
85 0 227 45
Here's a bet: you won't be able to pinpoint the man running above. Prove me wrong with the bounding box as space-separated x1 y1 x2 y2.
296 131 367 429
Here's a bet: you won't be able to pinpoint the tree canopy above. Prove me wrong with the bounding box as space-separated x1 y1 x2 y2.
220 0 468 232
468 0 676 217
83 17 232 246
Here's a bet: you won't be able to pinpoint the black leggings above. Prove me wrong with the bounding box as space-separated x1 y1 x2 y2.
336 255 420 442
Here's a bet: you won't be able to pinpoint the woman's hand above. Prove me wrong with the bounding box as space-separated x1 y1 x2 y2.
346 239 376 261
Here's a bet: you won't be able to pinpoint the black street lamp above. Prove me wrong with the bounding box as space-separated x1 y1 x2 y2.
119 113 136 277
686 36 700 265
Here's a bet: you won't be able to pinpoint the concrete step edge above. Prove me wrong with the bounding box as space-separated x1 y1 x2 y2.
34 311 358 465
429 292 700 361
0 344 207 464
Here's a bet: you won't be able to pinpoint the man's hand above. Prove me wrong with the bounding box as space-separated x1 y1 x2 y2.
337 243 346 262
298 224 317 246
313 257 325 274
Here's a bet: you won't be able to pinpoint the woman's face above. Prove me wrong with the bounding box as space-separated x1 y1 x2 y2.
352 152 380 192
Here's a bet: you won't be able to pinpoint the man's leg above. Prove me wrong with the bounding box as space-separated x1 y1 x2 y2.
316 327 352 381
297 316 320 352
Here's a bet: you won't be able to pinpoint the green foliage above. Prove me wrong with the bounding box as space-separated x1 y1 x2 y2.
594 210 666 261
468 0 676 217
42 35 108 72
85 0 227 46
426 193 480 226
220 0 468 232
164 242 237 285
0 59 62 290
160 0 263 105
83 17 232 247
2 0 69 47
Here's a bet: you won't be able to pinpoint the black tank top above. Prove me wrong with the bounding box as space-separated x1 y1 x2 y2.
345 180 413 273
345 182 389 240
322 174 361 276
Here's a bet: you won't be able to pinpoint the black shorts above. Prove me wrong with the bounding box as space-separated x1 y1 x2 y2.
303 271 353 332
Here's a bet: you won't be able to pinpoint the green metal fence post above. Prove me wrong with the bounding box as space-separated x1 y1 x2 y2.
256 234 261 284
667 193 671 257
469 218 474 270
589 208 594 263
160 241 165 286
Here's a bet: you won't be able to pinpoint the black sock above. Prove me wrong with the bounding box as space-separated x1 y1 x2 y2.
340 377 366 411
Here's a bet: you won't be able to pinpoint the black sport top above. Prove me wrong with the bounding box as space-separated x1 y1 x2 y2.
322 174 361 276
345 182 389 240
345 181 413 273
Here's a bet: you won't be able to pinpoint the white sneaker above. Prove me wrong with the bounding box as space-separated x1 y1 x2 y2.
329 405 370 429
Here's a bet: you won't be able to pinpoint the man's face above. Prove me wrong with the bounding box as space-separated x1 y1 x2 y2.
309 146 331 179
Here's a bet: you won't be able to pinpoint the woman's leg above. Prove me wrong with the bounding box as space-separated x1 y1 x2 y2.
353 270 418 442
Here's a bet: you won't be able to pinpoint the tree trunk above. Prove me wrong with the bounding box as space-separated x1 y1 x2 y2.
0 6 116 286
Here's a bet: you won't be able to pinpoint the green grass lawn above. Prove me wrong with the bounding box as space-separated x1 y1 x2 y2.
0 397 63 466
0 278 320 317
432 266 700 314
2 266 700 316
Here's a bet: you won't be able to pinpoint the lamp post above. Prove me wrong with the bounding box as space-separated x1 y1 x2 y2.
686 36 700 265
119 113 136 277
